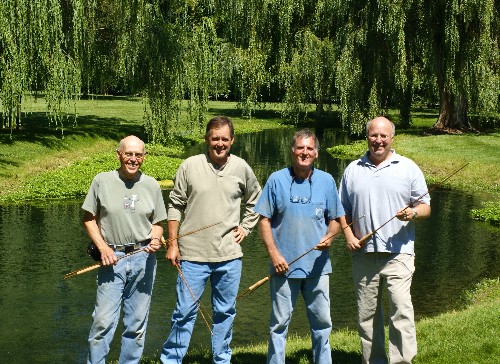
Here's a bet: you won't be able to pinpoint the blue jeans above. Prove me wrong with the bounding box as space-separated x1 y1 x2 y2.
87 251 156 364
268 274 332 364
160 258 242 364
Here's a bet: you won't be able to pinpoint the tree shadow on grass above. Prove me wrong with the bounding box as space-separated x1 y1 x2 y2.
332 347 362 363
0 112 145 148
281 348 361 364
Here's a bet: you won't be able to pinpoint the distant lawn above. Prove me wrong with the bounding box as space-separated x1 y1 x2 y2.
1 97 498 203
0 96 288 203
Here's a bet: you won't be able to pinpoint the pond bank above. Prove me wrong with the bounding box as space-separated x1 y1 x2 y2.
2 127 498 225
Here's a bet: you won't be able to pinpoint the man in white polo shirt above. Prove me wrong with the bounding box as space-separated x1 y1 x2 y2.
339 116 431 364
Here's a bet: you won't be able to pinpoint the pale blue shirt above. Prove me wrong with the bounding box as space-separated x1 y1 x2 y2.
339 150 430 255
255 167 345 278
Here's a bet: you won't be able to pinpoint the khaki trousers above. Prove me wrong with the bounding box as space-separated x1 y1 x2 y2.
352 253 417 364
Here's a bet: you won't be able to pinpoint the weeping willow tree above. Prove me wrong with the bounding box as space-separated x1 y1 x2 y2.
95 0 233 142
0 0 90 131
325 0 420 134
4 0 497 140
423 0 499 131
280 30 337 122
209 0 426 134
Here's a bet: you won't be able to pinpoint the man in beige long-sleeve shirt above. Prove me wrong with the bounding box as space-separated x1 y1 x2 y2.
161 116 261 364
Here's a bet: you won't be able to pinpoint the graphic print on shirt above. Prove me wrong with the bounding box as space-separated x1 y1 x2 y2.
123 194 139 212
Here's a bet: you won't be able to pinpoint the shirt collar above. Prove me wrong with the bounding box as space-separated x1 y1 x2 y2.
359 149 400 168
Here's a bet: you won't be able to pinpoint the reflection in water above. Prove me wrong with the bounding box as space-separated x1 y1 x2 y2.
0 128 498 363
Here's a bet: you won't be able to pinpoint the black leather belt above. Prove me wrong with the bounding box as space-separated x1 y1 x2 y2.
109 239 151 254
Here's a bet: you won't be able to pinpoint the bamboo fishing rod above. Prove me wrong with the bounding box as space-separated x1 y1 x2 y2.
175 265 213 335
356 162 469 247
64 221 222 279
237 216 365 300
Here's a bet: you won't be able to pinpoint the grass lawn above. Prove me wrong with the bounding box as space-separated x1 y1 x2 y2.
0 97 288 202
138 279 500 363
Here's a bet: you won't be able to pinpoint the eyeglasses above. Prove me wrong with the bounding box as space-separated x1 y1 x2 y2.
367 134 392 142
119 151 146 160
290 177 312 204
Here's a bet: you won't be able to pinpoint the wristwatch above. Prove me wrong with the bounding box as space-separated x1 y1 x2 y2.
411 208 418 220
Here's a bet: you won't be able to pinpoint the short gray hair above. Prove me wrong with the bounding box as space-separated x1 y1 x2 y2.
118 135 145 152
290 129 320 151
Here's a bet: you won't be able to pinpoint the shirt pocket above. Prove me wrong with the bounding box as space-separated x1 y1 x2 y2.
310 202 326 221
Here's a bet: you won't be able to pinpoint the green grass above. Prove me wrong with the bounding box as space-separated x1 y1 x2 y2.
414 278 500 364
394 133 500 194
133 278 500 363
0 96 288 203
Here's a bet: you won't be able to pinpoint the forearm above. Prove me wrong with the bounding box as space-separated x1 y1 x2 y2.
411 203 431 220
165 219 181 265
151 223 164 241
328 218 341 237
258 217 280 257
315 218 341 250
167 220 180 247
339 215 357 241
83 211 117 265
258 216 288 273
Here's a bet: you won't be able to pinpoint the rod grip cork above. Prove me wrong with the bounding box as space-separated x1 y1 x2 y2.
248 276 271 291
358 232 374 247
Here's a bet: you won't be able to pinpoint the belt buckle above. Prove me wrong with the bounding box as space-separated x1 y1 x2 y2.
111 241 147 254
111 244 124 252
124 243 137 254
125 242 143 254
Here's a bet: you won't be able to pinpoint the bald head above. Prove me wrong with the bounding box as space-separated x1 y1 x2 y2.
118 135 145 152
366 117 395 137
116 135 145 180
366 116 395 165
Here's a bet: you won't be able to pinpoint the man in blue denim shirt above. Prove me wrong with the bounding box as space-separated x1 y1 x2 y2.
254 129 345 364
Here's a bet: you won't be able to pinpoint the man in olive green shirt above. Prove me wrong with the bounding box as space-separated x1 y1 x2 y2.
161 116 261 364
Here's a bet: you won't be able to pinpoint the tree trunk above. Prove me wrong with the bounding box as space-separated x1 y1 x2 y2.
433 88 469 131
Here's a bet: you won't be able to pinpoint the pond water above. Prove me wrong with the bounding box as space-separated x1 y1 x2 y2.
0 128 498 363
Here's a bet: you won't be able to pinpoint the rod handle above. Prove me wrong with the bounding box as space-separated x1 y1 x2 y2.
64 263 101 279
358 232 374 247
248 276 271 291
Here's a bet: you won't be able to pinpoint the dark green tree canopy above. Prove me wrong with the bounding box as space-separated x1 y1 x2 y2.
1 0 498 140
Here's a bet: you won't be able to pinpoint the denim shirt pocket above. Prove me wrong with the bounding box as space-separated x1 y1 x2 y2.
311 202 326 221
